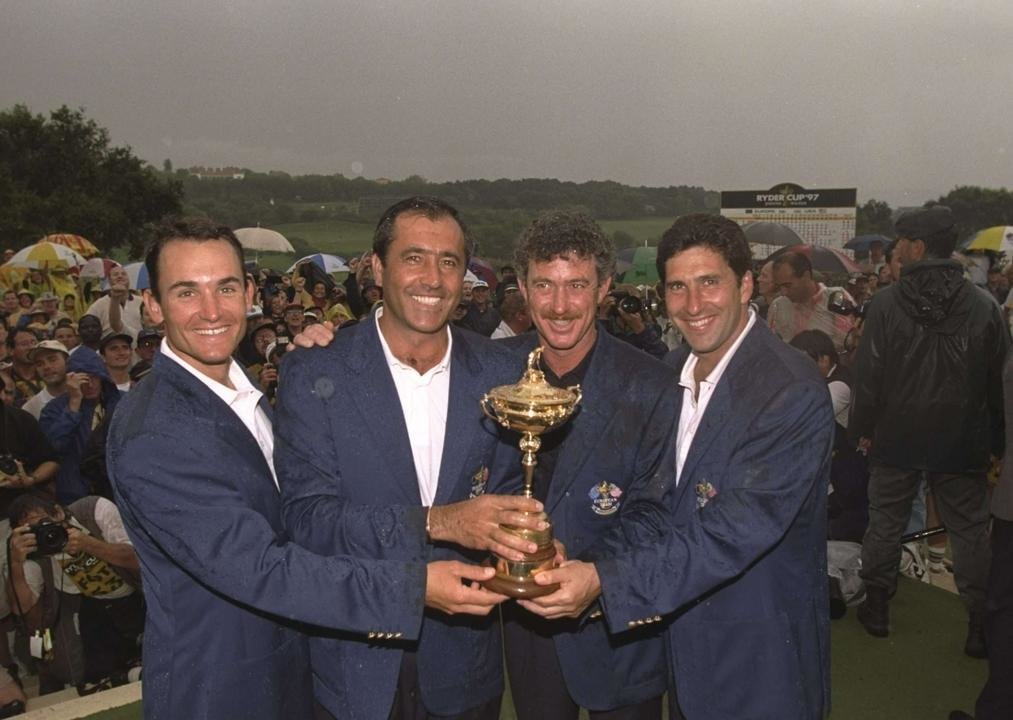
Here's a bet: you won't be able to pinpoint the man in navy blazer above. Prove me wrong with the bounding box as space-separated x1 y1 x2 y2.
108 218 527 720
529 214 834 719
499 211 678 719
276 197 542 720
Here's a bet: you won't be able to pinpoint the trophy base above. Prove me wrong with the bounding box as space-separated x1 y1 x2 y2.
482 517 559 598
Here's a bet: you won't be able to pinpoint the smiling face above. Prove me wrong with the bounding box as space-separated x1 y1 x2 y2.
520 253 610 373
144 239 253 384
664 246 752 377
371 213 465 344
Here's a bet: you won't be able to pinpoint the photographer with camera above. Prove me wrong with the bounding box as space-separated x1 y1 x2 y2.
598 284 668 358
40 347 123 504
6 494 142 695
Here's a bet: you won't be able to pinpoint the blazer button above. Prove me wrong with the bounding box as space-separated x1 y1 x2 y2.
653 615 662 622
395 632 403 638
367 632 376 639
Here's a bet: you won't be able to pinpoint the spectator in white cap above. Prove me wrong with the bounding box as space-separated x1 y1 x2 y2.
459 279 500 336
21 341 70 420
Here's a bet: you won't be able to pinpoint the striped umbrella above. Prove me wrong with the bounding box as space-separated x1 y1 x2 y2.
40 233 100 258
79 257 121 279
122 262 151 291
5 241 88 269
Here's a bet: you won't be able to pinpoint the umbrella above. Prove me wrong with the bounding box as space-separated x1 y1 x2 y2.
79 257 121 279
961 226 1013 254
766 244 862 275
41 233 100 258
742 222 803 247
617 246 658 284
286 253 349 274
234 227 295 253
122 262 151 291
468 257 498 289
845 234 892 252
5 241 88 270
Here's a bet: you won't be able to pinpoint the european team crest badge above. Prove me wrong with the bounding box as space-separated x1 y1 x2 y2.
589 480 623 516
469 467 489 498
695 481 717 508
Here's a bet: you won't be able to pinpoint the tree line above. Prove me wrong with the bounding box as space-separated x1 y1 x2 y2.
3 104 1013 259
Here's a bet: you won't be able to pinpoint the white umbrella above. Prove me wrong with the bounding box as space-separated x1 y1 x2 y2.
287 253 350 274
234 227 294 253
122 262 151 291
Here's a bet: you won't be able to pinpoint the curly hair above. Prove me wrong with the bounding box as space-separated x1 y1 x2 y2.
513 211 615 286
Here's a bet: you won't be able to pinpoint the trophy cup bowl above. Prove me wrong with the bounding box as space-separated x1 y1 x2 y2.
480 347 581 598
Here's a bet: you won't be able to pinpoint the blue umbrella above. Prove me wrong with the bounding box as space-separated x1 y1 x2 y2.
120 262 150 291
845 234 892 252
286 253 349 274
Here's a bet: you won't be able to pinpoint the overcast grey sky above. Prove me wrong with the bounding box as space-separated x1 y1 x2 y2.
3 1 1011 206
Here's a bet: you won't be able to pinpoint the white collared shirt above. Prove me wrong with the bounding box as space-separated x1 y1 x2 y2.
675 309 757 485
374 308 452 507
160 339 278 490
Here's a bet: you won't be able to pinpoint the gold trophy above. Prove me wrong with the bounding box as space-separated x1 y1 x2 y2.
480 347 581 598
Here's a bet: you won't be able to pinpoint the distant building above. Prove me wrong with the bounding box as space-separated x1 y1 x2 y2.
188 166 246 180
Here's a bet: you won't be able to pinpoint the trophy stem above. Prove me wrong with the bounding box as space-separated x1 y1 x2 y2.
519 432 541 499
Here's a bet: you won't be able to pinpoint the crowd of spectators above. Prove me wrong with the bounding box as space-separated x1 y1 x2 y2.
0 200 1007 718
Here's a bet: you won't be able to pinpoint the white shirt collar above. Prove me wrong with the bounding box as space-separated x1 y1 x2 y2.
374 307 452 378
160 338 263 408
679 308 757 394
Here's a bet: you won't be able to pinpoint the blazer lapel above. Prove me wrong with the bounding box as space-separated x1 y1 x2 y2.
433 331 485 506
344 318 421 504
545 333 618 515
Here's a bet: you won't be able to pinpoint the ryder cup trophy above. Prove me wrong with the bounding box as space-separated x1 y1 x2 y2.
480 347 581 597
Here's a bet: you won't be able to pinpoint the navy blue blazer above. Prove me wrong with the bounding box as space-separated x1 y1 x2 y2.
596 321 834 720
502 330 678 710
108 353 429 720
275 317 523 720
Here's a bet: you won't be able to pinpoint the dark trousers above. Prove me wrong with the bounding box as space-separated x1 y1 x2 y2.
976 517 1013 719
860 464 990 611
313 650 501 720
79 592 144 682
503 607 662 720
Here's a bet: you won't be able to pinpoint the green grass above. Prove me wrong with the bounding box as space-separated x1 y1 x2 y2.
271 220 375 255
598 217 671 246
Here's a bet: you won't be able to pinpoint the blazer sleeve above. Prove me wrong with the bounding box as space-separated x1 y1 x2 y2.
110 427 426 639
594 378 832 634
274 352 430 560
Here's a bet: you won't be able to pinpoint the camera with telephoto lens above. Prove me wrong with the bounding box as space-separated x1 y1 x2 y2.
609 292 644 316
30 521 69 557
0 455 19 477
827 290 867 319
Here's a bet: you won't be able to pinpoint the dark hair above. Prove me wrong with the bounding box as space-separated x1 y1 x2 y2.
8 493 60 526
789 329 838 366
656 214 752 283
514 211 616 285
498 291 528 322
371 196 474 264
920 226 959 260
145 217 245 300
772 251 812 279
7 326 35 351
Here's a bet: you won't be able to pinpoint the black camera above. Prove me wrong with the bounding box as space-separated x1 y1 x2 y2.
30 521 69 557
610 292 643 316
0 455 18 477
828 290 866 319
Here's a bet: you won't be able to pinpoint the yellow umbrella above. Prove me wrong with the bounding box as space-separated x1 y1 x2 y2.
962 226 1013 254
40 233 100 258
5 241 88 269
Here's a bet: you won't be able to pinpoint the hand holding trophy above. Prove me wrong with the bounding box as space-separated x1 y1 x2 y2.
480 347 581 597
